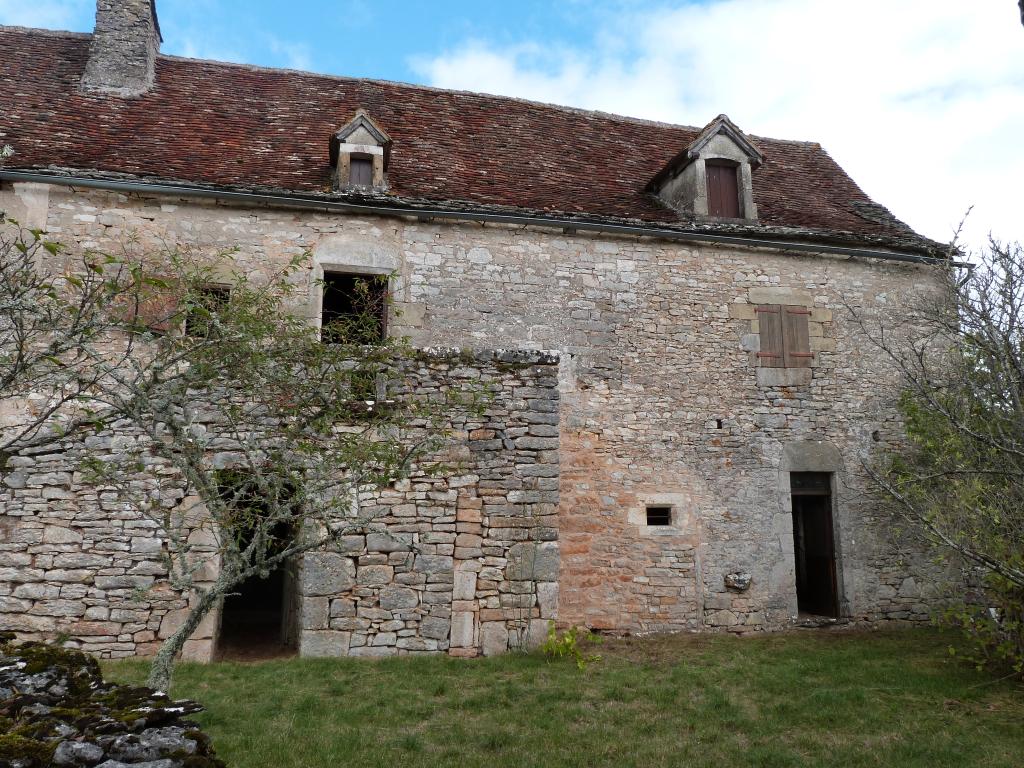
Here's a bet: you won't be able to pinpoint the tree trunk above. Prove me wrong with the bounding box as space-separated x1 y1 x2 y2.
147 586 221 691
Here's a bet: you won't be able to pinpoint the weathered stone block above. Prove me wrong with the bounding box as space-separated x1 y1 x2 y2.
300 630 351 657
450 611 476 648
366 532 412 552
413 554 453 574
379 585 418 610
301 597 330 630
357 564 394 586
301 553 356 596
506 542 559 582
42 526 83 544
480 621 509 656
420 616 451 641
452 570 477 601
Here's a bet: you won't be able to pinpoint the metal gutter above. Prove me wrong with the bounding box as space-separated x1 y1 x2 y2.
1 170 967 267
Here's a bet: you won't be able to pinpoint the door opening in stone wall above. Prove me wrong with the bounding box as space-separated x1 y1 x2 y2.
214 474 300 659
790 472 839 618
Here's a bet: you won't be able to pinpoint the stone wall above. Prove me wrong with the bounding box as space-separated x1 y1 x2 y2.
0 181 957 648
0 342 560 659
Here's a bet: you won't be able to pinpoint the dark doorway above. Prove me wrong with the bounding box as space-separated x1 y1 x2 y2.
790 472 840 618
215 474 300 660
217 561 298 660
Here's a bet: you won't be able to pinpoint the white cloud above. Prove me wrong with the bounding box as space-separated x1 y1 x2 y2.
413 0 1024 250
267 37 314 72
0 0 89 30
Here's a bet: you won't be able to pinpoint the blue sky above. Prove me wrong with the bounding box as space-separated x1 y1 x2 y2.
2 1 1022 250
0 0 616 80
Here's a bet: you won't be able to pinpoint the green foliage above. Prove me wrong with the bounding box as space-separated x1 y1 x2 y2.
871 238 1024 677
943 590 1024 676
540 621 602 670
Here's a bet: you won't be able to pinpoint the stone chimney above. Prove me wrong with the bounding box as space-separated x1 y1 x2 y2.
81 0 162 96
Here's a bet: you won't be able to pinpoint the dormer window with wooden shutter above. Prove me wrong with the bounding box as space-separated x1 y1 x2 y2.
756 305 813 368
330 110 391 192
647 114 762 221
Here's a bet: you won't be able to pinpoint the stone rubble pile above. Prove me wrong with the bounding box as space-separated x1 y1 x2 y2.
0 634 224 768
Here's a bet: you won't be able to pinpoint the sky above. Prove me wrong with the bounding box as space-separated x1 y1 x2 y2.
2 0 1022 252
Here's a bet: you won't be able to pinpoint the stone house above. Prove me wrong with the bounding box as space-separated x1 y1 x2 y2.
0 1 955 660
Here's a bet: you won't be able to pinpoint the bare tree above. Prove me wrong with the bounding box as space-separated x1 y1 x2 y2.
66 249 468 690
852 237 1024 672
0 216 139 459
1 213 473 689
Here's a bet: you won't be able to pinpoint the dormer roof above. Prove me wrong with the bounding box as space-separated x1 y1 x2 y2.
647 114 763 191
329 109 392 168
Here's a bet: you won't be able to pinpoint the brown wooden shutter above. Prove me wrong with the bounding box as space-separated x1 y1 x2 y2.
350 157 373 186
113 277 179 334
706 163 740 218
756 305 785 367
782 305 813 368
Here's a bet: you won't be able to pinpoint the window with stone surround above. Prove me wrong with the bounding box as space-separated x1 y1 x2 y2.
629 495 691 534
756 305 812 368
320 271 388 344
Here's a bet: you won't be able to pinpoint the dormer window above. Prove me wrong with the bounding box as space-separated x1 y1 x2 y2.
330 110 391 192
706 161 740 218
648 114 762 222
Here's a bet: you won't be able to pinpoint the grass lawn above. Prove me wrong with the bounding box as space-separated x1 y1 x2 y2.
102 628 1023 768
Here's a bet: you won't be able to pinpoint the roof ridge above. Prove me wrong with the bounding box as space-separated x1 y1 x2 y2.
0 25 832 149
157 50 709 134
0 25 89 39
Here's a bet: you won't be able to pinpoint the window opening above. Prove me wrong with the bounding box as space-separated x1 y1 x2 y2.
789 472 839 617
184 284 230 338
350 156 373 187
646 506 672 526
321 272 388 344
706 162 740 218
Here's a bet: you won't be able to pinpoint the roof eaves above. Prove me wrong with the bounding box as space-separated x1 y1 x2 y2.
1 165 952 260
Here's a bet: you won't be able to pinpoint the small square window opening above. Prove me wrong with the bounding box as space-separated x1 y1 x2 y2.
321 271 388 344
184 284 230 338
646 505 673 526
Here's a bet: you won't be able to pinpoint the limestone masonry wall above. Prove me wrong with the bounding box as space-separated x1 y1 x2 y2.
0 340 560 659
0 181 957 657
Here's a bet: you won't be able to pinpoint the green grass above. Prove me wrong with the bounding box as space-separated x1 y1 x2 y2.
102 629 1023 768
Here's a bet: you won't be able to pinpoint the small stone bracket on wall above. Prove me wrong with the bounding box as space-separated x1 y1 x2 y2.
724 571 752 592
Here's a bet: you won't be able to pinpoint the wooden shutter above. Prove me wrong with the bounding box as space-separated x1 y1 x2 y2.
782 305 813 368
706 163 740 218
350 157 373 186
756 305 785 367
113 277 178 334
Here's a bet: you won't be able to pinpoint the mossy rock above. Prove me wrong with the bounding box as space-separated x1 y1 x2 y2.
1 639 224 768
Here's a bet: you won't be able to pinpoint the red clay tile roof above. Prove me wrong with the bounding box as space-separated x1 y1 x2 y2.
0 27 944 256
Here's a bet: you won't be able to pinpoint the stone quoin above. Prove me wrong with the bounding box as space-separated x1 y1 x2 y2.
0 0 957 660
